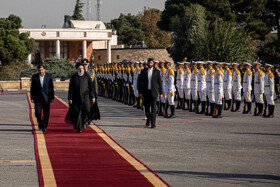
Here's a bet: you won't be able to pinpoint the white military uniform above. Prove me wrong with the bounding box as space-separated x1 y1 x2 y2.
160 67 167 103
133 66 140 97
214 69 224 105
242 68 252 102
197 67 207 101
176 68 184 99
206 67 215 103
165 67 176 105
183 67 191 100
190 68 199 101
232 68 242 101
264 71 275 105
254 69 265 104
223 68 232 100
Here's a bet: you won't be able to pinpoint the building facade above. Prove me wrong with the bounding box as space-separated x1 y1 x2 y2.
19 18 117 65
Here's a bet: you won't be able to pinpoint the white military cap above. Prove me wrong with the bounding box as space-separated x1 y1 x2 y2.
265 63 274 67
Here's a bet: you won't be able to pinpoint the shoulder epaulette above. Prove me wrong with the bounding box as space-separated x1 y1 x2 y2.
269 72 274 79
259 71 265 77
247 70 252 76
180 69 184 74
187 69 191 74
168 68 174 76
194 69 199 74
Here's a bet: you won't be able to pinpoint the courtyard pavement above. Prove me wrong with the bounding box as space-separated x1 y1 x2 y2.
1 91 280 187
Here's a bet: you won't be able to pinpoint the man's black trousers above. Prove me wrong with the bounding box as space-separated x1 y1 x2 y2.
35 98 50 129
143 90 157 127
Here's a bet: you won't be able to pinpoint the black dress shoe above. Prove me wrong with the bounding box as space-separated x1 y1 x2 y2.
42 128 47 132
78 129 82 133
151 125 156 128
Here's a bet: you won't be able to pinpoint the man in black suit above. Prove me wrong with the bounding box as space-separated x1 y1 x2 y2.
31 64 54 131
139 58 163 128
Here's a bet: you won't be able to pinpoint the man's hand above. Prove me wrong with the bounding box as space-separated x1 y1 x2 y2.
92 98 96 104
160 94 163 99
69 100 72 105
31 100 34 103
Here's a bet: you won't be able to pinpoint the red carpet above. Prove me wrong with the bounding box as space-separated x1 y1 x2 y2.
27 94 169 187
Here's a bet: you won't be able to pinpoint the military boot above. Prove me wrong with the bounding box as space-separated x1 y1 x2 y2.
266 105 275 118
244 102 252 114
257 103 264 116
168 105 176 118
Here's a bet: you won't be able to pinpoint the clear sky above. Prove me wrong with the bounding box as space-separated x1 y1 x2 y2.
0 0 166 28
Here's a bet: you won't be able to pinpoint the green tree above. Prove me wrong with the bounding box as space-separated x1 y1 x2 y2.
138 8 171 47
261 0 280 40
71 0 85 20
258 39 280 66
169 4 208 61
159 0 269 39
157 0 190 31
0 15 35 66
107 14 145 47
208 20 254 63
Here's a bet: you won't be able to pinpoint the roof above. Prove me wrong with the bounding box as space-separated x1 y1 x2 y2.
68 20 106 30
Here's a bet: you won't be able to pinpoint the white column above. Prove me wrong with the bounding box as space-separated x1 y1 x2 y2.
27 54 32 65
56 40 60 59
107 40 111 63
82 40 87 59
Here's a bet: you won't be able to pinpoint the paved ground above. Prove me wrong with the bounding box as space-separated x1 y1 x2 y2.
1 91 280 187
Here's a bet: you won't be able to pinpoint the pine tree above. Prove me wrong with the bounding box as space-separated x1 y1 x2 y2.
71 0 85 20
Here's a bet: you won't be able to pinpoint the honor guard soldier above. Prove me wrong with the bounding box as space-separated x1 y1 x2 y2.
275 68 280 101
153 60 160 113
197 61 207 114
183 61 191 110
263 63 275 118
205 61 215 116
231 63 242 112
189 61 199 112
164 60 176 118
223 62 233 110
117 63 123 102
242 62 253 114
128 62 134 106
253 62 265 116
158 60 167 116
176 62 184 109
213 62 224 118
133 61 141 108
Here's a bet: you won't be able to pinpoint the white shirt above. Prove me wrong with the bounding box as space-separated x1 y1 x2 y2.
148 67 153 90
39 74 45 88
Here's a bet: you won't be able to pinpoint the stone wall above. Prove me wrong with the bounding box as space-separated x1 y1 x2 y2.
94 47 173 64
0 79 70 90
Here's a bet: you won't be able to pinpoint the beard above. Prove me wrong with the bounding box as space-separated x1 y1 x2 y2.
78 70 84 76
